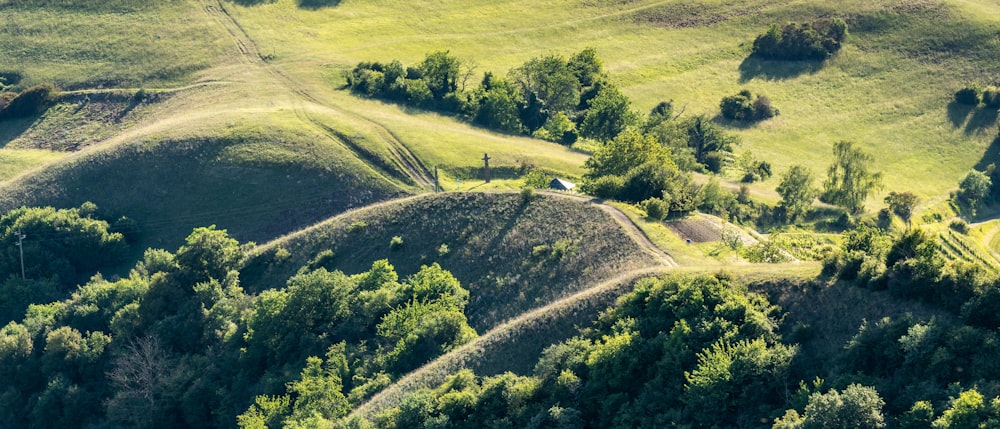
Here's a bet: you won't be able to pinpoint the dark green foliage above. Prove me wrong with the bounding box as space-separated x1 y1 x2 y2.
884 191 920 225
955 86 982 106
579 82 637 142
471 74 524 133
0 203 128 296
981 86 1000 109
366 273 792 429
721 89 779 121
0 84 54 119
751 19 848 61
681 115 739 173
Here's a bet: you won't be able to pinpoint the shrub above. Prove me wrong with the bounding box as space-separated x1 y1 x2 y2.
520 187 536 202
583 175 625 200
981 86 1000 109
0 84 54 119
642 197 669 221
721 90 778 122
949 219 969 234
389 236 404 250
955 86 982 105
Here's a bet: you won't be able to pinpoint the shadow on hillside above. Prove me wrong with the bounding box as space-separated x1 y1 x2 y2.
0 117 35 149
947 101 975 128
297 0 341 9
711 113 761 130
974 133 1000 171
738 56 823 83
965 107 999 135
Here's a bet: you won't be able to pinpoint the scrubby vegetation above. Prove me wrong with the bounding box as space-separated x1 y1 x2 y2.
751 18 848 61
720 89 778 122
345 48 634 144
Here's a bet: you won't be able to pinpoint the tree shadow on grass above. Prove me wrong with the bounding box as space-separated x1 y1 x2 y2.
947 101 975 128
974 132 1000 171
965 107 999 135
229 0 276 5
0 117 35 149
297 0 341 9
738 56 824 83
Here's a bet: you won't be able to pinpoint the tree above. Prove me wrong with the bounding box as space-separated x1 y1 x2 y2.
510 54 580 116
957 169 991 216
821 141 883 214
774 384 886 429
682 115 739 173
579 83 637 142
884 191 920 225
777 165 818 222
418 51 461 101
583 128 667 179
106 336 171 429
472 73 524 133
567 47 603 87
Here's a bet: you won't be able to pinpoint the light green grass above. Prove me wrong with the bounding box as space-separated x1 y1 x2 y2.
0 149 65 181
224 0 999 211
0 0 230 88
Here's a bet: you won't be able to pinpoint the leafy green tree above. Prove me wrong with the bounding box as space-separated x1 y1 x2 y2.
932 389 1000 429
418 51 461 101
579 83 638 142
682 115 739 173
774 385 886 429
778 165 819 222
957 169 991 216
583 128 667 179
885 191 920 225
567 47 603 87
472 74 524 133
821 141 883 214
510 54 580 116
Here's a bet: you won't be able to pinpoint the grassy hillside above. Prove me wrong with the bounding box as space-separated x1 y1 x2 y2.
0 0 229 89
225 0 1000 208
243 192 663 330
0 117 406 258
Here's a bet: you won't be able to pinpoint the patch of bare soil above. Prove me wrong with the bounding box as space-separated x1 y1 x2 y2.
666 215 722 243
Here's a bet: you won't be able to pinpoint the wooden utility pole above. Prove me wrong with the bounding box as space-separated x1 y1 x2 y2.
482 153 491 184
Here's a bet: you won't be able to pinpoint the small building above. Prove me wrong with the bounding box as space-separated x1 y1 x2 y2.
549 178 576 191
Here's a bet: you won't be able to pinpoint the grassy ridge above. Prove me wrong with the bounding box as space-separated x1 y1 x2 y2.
0 119 406 260
244 192 661 330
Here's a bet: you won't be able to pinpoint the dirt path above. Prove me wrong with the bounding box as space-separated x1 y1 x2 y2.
540 191 677 267
200 0 435 189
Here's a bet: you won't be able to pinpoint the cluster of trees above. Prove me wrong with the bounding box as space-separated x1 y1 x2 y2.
0 203 131 322
751 19 848 61
345 49 637 144
720 89 778 121
0 84 54 120
352 268 1000 428
579 103 742 213
0 224 478 428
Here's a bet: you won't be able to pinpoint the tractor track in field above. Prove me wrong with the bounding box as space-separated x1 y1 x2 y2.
201 0 434 189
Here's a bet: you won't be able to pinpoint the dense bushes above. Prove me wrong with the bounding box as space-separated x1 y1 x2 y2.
720 89 778 121
751 19 848 61
345 49 636 144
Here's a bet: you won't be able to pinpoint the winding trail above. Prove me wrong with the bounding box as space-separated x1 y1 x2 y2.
200 0 434 189
540 191 677 267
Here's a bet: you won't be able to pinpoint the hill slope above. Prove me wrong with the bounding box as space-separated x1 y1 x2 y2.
244 192 665 329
